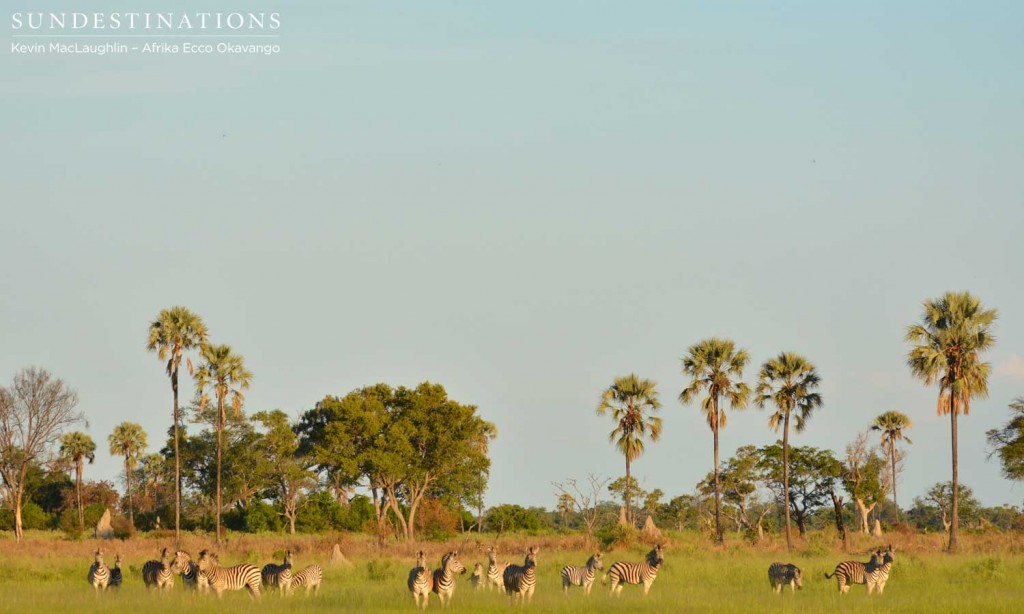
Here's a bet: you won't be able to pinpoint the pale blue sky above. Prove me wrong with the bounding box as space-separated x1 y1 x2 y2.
2 1 1022 510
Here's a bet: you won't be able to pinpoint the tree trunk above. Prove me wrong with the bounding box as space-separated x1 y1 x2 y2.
948 407 959 552
216 396 224 544
831 492 847 546
14 490 24 541
782 412 793 551
289 511 296 534
625 457 632 527
172 365 181 546
855 498 876 534
126 458 135 531
76 461 85 531
713 397 723 544
891 444 900 520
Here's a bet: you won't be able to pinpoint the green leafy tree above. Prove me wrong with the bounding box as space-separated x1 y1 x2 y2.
698 445 769 534
906 291 997 552
58 431 96 531
909 481 981 531
758 443 842 537
147 306 208 542
108 422 147 531
194 343 253 543
841 431 886 533
608 476 647 513
986 397 1024 482
679 338 750 543
596 374 662 526
253 410 315 534
755 353 823 550
871 410 913 517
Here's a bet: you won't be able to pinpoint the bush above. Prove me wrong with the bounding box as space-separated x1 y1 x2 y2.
338 495 375 532
415 499 460 542
296 491 342 533
486 504 542 532
224 501 284 533
0 502 55 531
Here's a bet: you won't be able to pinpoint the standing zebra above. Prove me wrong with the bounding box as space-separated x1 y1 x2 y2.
143 547 175 590
196 549 262 598
172 550 205 592
561 552 604 595
109 555 123 590
604 544 664 596
486 547 509 591
432 550 467 606
767 562 803 593
261 550 294 595
408 551 432 608
291 564 323 596
470 562 485 589
866 545 896 595
503 547 539 604
88 549 110 593
825 550 882 594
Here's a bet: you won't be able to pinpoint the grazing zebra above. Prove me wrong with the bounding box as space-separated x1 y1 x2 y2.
291 564 323 596
486 547 509 591
470 562 485 589
767 562 802 593
196 549 262 598
562 552 603 595
408 551 432 609
825 550 882 594
88 549 110 592
261 550 294 595
109 555 123 589
143 547 175 590
503 547 539 603
866 545 896 595
432 550 467 606
604 544 664 596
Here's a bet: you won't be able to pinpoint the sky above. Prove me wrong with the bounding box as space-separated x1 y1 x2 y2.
2 1 1022 511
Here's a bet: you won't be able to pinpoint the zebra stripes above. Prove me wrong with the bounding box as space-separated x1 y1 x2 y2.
486 547 509 591
408 551 432 609
88 549 110 592
291 564 323 596
432 550 467 606
561 552 603 595
197 549 262 598
604 544 664 596
143 548 175 590
261 550 294 595
470 562 485 589
503 547 539 603
767 562 802 593
109 555 123 589
866 545 896 595
172 550 206 592
825 550 882 594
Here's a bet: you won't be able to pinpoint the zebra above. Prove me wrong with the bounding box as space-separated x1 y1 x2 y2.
825 550 882 594
431 550 467 606
109 555 123 590
866 545 896 595
143 547 175 590
503 547 539 603
88 549 110 593
172 550 206 592
562 552 603 595
261 550 294 595
291 564 323 596
767 562 802 593
408 551 432 608
470 562 485 589
486 546 509 591
604 544 664 596
196 549 262 598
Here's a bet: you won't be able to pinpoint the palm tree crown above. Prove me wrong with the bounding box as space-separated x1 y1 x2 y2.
680 338 750 430
872 410 913 450
147 306 209 378
597 374 662 462
195 344 253 422
755 352 822 433
59 431 97 469
108 423 147 472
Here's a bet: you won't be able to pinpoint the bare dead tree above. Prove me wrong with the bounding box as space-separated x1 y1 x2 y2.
552 474 610 546
0 368 82 541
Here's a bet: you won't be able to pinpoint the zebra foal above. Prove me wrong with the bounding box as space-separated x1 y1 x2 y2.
767 562 802 593
432 550 467 606
604 544 664 596
291 564 323 596
261 549 294 595
503 546 538 604
408 551 432 609
143 547 175 590
172 550 207 592
486 546 509 591
109 555 123 589
197 549 262 598
88 549 110 593
561 552 603 595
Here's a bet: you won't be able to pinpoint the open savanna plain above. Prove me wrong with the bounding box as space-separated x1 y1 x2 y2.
1 532 1023 613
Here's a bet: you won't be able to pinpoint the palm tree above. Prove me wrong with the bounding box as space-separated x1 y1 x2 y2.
871 410 913 518
58 431 96 531
679 338 750 544
596 374 662 526
194 343 252 543
755 352 822 551
108 422 148 531
147 307 208 543
906 291 996 552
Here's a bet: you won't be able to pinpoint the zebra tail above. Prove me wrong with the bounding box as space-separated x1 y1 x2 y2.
824 571 834 579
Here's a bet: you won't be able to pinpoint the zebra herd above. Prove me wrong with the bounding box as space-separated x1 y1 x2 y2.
771 544 897 595
407 544 665 608
86 547 322 597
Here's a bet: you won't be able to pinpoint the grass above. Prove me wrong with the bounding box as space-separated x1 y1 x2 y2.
1 532 1023 613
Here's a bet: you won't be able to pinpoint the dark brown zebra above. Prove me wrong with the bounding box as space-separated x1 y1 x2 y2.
503 547 538 603
408 551 432 609
261 550 294 595
88 549 110 592
291 564 323 596
825 550 882 594
486 546 509 591
767 562 802 593
109 555 123 589
143 547 175 590
561 552 603 595
432 550 467 606
197 549 262 598
604 544 664 596
866 545 896 595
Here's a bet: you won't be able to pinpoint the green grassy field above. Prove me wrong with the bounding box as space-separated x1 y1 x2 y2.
1 536 1023 613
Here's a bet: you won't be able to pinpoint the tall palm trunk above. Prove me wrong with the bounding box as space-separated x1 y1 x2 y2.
782 412 793 551
712 396 723 543
625 457 632 527
76 460 85 531
948 408 959 552
125 458 135 531
890 443 899 520
216 395 224 544
172 365 181 545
